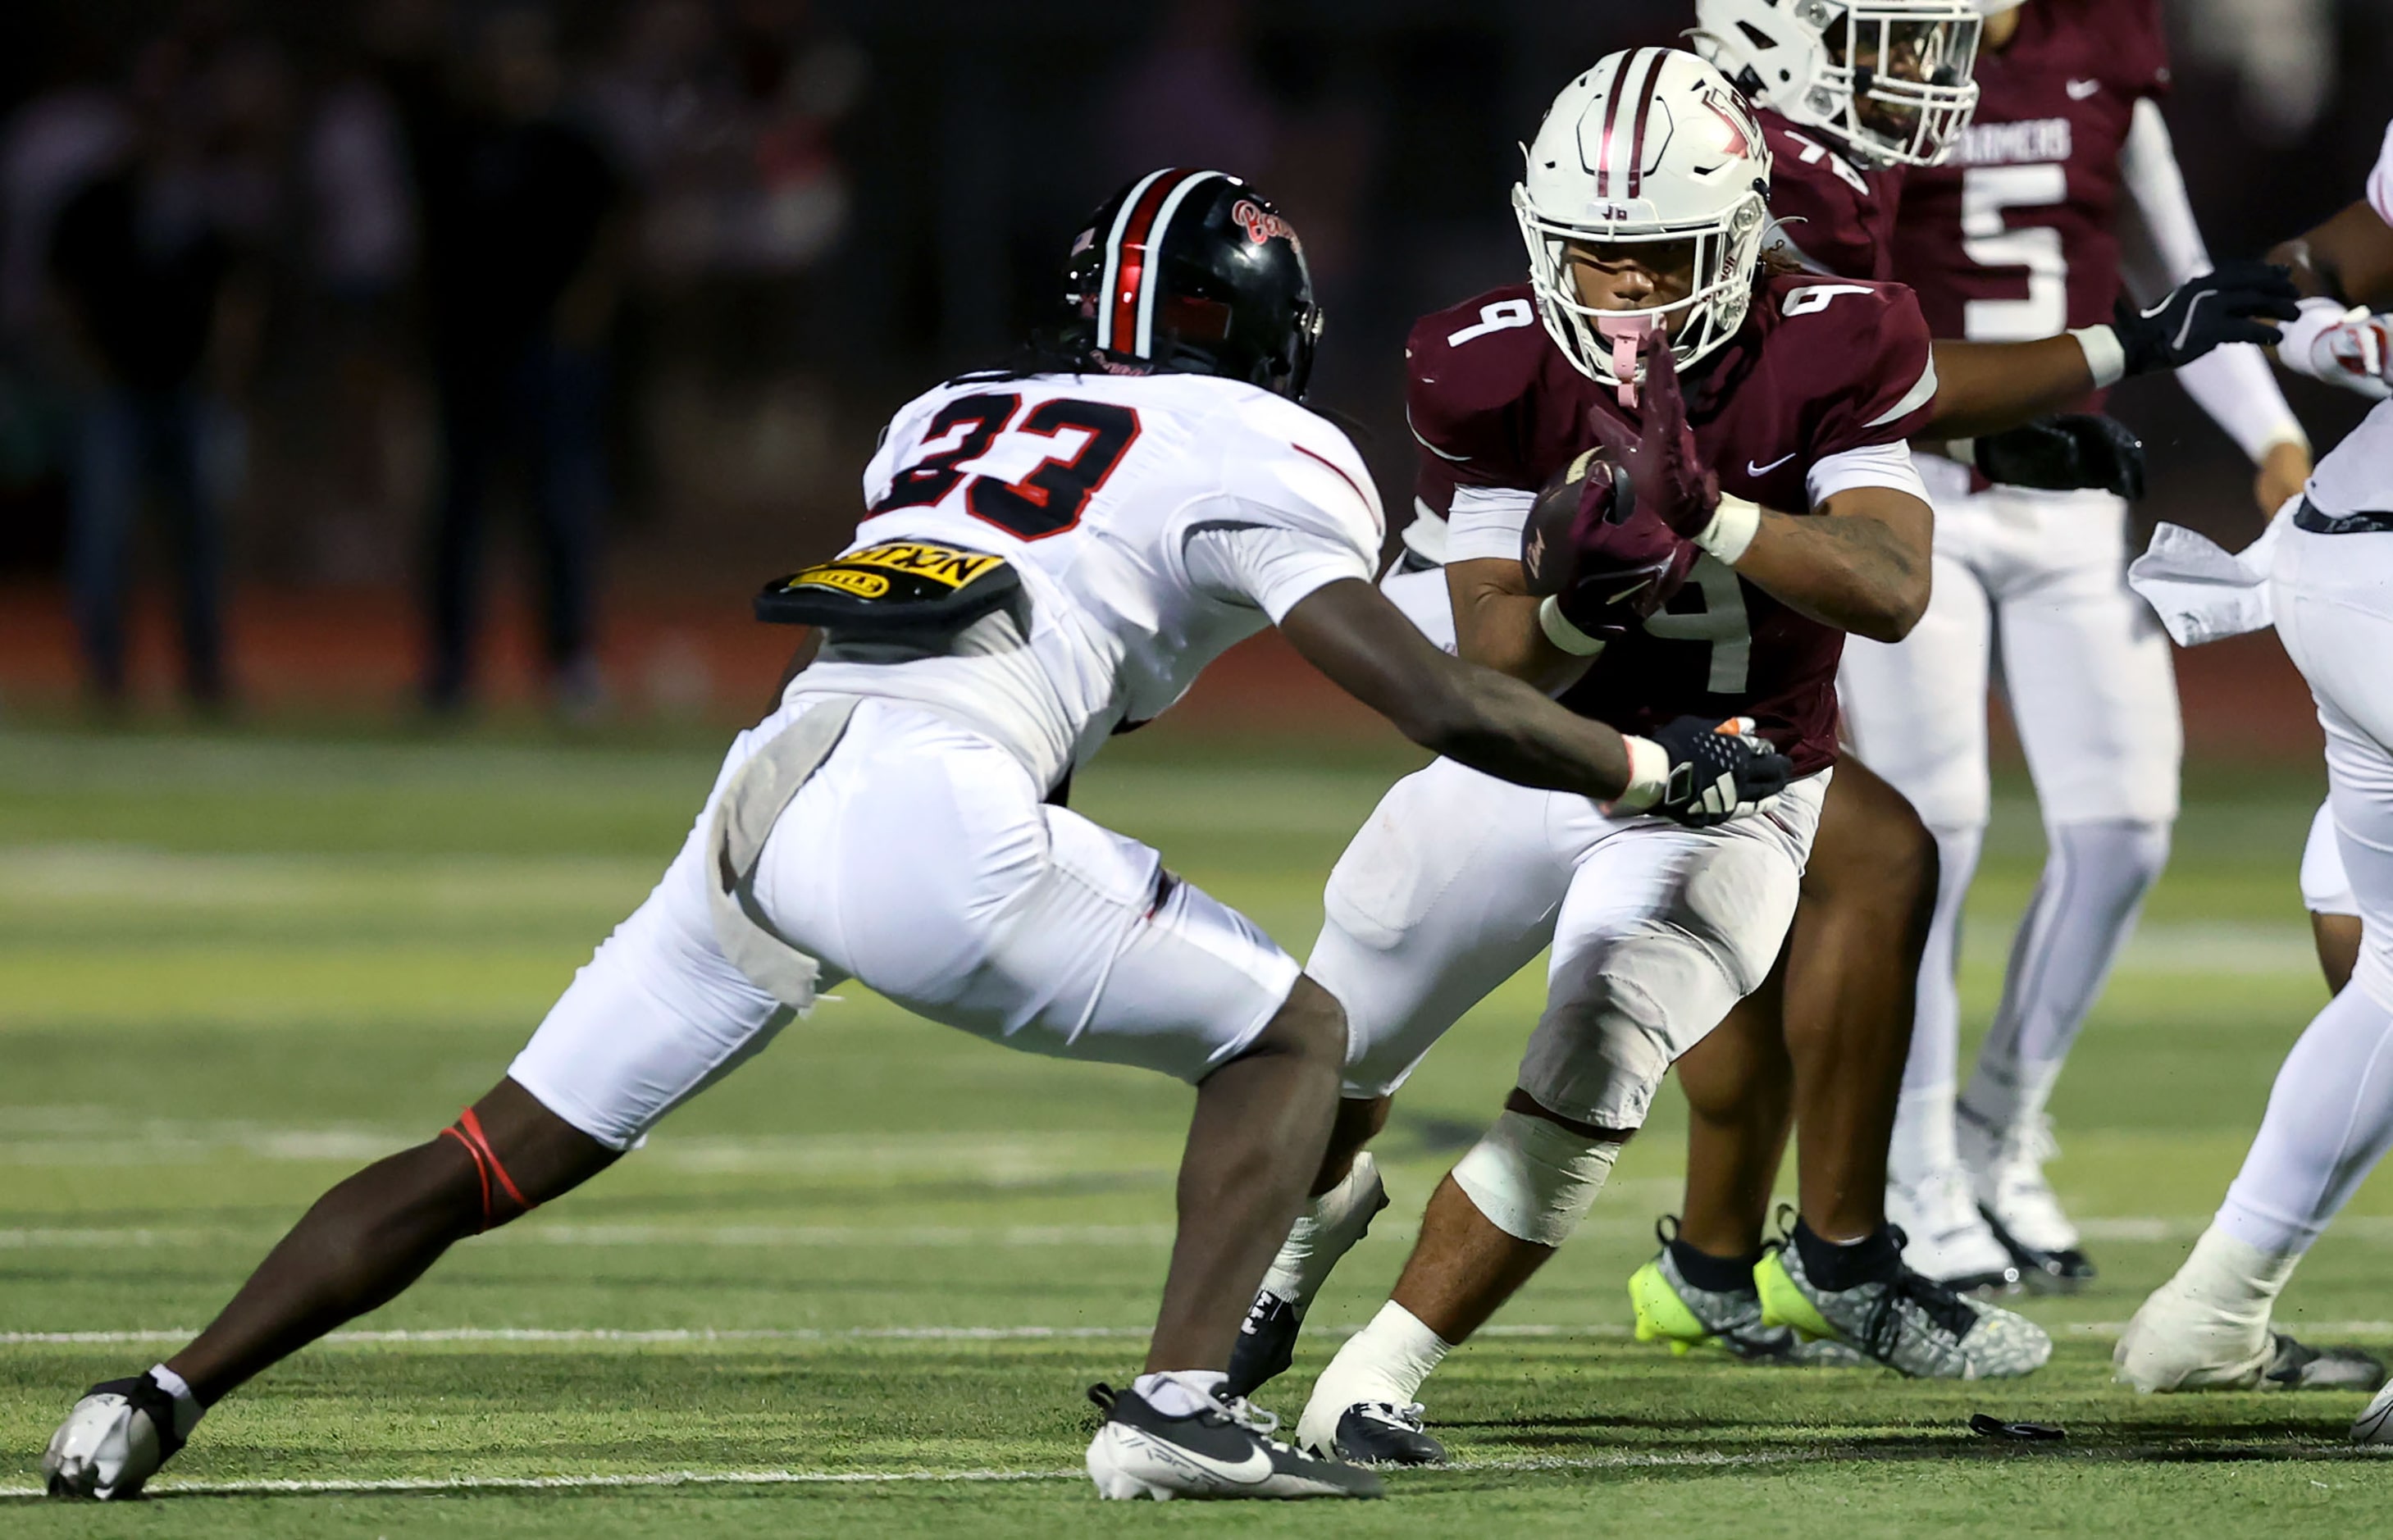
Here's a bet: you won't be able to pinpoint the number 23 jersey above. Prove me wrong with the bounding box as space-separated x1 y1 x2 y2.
1414 274 1936 775
792 370 1385 791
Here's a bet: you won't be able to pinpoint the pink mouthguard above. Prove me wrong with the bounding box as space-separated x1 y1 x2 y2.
1596 313 1657 408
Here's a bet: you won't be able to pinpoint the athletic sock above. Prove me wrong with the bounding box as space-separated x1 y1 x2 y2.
1308 1301 1452 1412
2159 1225 2300 1324
1132 1369 1229 1418
1889 1079 1962 1190
1260 1151 1386 1308
2217 983 2393 1254
1792 1219 1903 1292
1668 1236 1762 1294
1901 823 1985 1098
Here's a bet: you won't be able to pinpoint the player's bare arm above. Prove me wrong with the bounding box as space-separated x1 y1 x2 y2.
1729 483 1931 644
2273 199 2393 308
1443 552 1591 692
1279 578 1630 800
1923 262 2302 443
2268 193 2393 399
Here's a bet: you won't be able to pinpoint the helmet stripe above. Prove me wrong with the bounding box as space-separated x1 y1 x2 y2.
1102 168 1217 360
1593 54 1631 197
1096 168 1174 354
1133 171 1226 357
1623 48 1668 198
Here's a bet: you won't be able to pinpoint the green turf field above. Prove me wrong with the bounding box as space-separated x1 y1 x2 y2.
3 719 2388 1536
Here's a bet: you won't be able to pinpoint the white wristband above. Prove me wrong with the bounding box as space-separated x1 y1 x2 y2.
1611 735 1671 812
1693 494 1761 565
1536 595 1608 657
2072 325 2127 390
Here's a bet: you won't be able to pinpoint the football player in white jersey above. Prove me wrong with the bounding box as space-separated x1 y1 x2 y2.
2115 120 2393 1405
39 171 1797 1505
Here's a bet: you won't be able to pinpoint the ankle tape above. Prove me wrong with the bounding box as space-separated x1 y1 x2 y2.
440 1106 532 1232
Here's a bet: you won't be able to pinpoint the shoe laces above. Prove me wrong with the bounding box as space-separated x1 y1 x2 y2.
1211 1392 1285 1442
1354 1401 1427 1432
1857 1265 1981 1358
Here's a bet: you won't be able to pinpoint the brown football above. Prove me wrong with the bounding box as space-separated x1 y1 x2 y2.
1520 446 1622 597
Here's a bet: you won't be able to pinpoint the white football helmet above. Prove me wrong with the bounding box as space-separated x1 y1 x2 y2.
1692 0 1982 167
1513 48 1771 390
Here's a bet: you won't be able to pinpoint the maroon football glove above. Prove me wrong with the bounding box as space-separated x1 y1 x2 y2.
1584 330 1724 541
1520 445 1696 640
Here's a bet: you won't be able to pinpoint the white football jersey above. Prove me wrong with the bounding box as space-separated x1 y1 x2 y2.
2305 119 2393 521
787 371 1383 789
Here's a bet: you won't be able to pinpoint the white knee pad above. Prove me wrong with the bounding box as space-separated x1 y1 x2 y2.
1448 1109 1621 1247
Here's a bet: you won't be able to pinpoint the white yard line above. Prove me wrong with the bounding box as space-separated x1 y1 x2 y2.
0 1447 1846 1501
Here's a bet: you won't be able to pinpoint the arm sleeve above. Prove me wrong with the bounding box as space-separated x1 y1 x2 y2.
1183 522 1374 623
2117 98 2309 461
1807 440 1929 508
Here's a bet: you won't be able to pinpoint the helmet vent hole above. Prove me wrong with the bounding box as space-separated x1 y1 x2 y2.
1737 21 1775 48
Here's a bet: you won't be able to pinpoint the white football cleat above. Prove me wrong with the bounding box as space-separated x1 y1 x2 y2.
1085 1380 1381 1500
1961 1111 2095 1290
1885 1164 2019 1293
43 1375 194 1501
2354 1377 2393 1442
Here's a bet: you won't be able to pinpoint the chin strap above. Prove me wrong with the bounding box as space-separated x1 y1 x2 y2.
441 1105 533 1232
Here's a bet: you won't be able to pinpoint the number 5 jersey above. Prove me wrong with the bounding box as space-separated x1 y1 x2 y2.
791 371 1385 792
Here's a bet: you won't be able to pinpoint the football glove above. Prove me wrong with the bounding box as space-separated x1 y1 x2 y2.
1520 445 1697 653
1969 414 2146 499
1584 332 1724 540
1616 714 1794 827
2109 260 2302 377
2274 297 2393 401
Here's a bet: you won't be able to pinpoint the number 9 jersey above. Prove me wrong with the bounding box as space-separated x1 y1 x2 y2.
1413 271 1938 776
791 370 1385 792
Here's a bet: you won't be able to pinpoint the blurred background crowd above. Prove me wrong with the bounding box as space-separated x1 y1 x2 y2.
0 0 2386 723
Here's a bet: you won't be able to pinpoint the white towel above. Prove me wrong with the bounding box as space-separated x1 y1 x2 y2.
2127 516 2286 647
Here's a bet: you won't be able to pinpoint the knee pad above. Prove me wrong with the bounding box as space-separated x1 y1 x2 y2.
1449 1109 1620 1247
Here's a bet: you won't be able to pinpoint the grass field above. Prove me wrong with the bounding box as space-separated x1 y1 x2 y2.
3 717 2389 1536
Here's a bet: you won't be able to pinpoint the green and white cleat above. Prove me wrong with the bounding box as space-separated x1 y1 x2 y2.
1628 1233 1865 1365
1755 1231 2051 1379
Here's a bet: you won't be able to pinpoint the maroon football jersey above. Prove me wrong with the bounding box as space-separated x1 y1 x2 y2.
1762 110 1905 283
1891 0 2169 355
1410 274 1937 774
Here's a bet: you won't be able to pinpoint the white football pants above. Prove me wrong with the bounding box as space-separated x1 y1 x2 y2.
1839 457 2180 1143
1309 758 1825 1132
2213 518 2393 1253
511 695 1301 1148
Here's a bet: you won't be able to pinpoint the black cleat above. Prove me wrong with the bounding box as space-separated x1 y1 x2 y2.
1225 1290 1303 1400
1980 1205 2097 1293
1328 1401 1447 1467
2263 1333 2386 1392
1085 1382 1383 1500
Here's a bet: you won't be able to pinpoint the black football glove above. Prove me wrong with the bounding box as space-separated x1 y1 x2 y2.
1971 414 2145 499
1633 714 1794 828
2109 260 2301 376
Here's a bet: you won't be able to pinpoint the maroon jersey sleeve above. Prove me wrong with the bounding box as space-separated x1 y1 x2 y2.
1762 112 1903 283
1890 0 2167 373
1405 286 1553 523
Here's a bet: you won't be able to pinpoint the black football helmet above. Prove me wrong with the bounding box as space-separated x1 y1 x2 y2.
1060 169 1323 400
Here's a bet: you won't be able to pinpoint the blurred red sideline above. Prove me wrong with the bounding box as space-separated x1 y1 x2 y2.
0 581 2324 759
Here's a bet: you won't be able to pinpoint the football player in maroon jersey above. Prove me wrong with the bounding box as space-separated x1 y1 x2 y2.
1588 0 2304 1363
1831 0 2318 1293
1262 47 2058 1465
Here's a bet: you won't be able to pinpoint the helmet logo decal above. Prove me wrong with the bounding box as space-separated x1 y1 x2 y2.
1231 198 1299 249
1701 86 1762 161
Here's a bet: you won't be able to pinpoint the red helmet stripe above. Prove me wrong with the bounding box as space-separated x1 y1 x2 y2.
1624 48 1667 198
1593 56 1632 198
1104 169 1207 359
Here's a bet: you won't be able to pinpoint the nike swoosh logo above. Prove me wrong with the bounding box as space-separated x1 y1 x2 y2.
1131 1430 1274 1486
2066 79 2101 100
1748 453 1797 476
